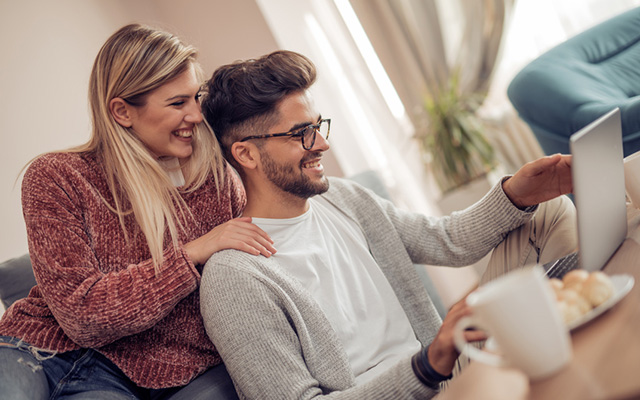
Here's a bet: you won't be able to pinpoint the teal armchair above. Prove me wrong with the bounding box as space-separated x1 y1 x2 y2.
508 7 640 157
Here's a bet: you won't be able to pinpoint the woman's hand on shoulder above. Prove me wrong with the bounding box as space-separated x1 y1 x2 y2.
184 217 276 265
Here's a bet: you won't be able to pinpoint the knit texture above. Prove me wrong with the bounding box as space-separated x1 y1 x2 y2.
200 177 534 399
0 151 246 388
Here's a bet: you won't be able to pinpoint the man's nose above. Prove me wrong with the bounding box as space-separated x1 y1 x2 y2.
309 131 330 152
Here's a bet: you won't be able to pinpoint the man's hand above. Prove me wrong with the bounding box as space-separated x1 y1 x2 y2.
427 297 488 376
502 154 572 209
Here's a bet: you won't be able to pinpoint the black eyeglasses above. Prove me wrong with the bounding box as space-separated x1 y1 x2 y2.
239 118 331 150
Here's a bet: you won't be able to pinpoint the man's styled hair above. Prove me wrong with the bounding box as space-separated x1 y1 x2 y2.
201 50 317 165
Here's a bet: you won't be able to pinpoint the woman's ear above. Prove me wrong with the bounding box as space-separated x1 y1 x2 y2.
109 98 133 128
231 142 259 171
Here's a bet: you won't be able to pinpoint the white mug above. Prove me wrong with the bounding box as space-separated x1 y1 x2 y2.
453 265 572 380
624 150 640 209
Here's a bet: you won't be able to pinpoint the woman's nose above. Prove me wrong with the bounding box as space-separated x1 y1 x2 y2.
186 102 204 124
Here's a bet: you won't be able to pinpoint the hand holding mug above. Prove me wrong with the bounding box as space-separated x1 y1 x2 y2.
453 266 572 381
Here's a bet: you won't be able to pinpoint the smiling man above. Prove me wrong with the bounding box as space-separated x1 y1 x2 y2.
232 89 330 216
199 50 577 399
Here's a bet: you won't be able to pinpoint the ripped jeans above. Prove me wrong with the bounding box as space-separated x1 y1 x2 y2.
0 336 238 400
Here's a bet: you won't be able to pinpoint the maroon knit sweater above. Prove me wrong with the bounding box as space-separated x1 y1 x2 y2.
0 151 246 388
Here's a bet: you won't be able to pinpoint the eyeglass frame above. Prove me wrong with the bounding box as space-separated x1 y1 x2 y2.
238 118 331 150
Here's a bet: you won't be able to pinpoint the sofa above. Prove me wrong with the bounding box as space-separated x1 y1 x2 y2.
508 7 640 157
0 254 36 310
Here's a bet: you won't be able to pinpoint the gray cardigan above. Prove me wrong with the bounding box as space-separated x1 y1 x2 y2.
200 177 534 399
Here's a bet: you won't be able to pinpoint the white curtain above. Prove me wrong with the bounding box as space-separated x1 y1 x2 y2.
349 0 541 179
348 0 510 108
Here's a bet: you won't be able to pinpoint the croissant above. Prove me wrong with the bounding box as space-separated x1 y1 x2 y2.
562 269 590 292
581 271 615 307
547 270 615 325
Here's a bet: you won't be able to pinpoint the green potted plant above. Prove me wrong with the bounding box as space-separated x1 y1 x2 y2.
415 72 497 195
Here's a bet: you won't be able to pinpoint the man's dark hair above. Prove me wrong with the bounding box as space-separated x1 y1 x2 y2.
201 50 317 165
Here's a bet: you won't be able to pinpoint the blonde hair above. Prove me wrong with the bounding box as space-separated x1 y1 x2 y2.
68 24 225 272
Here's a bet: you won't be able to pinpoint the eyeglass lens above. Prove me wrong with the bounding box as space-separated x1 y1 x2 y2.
302 121 329 150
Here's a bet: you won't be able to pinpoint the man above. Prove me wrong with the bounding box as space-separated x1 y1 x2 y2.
199 50 576 399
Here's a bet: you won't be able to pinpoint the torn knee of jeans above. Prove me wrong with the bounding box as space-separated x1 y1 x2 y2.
17 356 43 373
27 346 56 362
13 339 56 361
1 338 57 362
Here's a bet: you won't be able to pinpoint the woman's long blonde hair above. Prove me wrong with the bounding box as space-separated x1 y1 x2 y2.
70 24 225 272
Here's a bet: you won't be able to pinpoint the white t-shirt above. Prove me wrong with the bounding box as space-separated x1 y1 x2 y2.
252 196 421 383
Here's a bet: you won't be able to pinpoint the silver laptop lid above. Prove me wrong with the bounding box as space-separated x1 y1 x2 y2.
570 107 627 271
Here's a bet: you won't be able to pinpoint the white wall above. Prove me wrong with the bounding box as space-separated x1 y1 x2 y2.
0 0 289 261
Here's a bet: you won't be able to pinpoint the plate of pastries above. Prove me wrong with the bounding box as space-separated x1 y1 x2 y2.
548 270 634 330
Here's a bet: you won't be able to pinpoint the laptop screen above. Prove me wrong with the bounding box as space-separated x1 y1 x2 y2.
570 107 627 272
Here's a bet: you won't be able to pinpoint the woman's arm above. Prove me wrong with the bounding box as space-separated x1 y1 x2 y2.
22 155 203 347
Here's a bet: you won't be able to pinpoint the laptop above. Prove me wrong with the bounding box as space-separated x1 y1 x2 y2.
544 108 628 278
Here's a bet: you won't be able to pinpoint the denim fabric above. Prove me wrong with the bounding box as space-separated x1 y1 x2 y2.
0 335 49 399
150 364 239 400
0 335 143 399
0 336 238 400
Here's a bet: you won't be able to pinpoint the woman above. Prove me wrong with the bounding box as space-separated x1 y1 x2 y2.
0 24 275 399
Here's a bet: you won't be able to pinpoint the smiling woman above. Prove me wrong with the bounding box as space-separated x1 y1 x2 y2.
0 23 275 399
110 62 204 160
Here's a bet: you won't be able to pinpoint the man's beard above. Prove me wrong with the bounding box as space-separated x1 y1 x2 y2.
261 150 330 199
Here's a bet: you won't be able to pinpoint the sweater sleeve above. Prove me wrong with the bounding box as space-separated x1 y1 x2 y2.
399 178 536 266
21 155 200 348
200 254 439 400
332 177 536 267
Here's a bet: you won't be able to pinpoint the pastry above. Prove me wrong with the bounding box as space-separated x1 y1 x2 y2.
581 271 615 307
